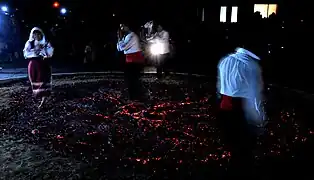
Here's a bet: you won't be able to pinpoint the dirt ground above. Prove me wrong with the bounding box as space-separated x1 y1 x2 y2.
0 74 313 179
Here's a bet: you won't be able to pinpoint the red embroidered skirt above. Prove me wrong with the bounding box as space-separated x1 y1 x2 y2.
28 57 52 97
125 51 145 64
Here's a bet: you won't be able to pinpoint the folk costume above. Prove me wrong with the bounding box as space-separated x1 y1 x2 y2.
23 27 54 108
117 31 144 100
217 47 266 176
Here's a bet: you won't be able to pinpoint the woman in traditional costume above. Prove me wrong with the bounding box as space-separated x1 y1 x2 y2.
23 27 54 108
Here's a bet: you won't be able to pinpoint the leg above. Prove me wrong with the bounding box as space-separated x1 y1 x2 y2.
130 63 143 100
218 107 255 177
38 61 52 108
28 60 36 85
125 63 137 100
156 66 163 79
162 54 170 77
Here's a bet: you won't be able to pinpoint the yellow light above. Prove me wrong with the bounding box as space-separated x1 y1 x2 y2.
254 4 277 18
268 4 277 16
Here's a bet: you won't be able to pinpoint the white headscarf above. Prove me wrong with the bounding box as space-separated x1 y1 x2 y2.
217 48 266 127
23 27 54 59
28 27 47 45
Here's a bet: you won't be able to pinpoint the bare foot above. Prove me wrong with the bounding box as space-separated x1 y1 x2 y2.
38 97 46 109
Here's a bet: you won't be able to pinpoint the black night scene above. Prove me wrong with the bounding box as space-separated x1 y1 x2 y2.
0 0 313 179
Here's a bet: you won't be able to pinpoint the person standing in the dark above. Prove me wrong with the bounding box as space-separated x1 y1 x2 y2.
23 27 54 108
117 23 145 100
217 32 266 177
148 23 170 79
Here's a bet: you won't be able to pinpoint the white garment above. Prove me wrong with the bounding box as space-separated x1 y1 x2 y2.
117 32 142 54
144 21 154 36
148 30 170 54
217 48 266 127
23 27 54 59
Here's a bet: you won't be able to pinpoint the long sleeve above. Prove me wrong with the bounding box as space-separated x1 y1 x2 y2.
23 41 37 59
23 41 54 59
116 42 122 51
150 31 170 42
159 31 169 42
117 33 134 51
243 63 266 127
44 42 54 58
146 35 155 41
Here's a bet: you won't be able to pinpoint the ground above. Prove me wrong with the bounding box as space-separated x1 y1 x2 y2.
0 74 313 179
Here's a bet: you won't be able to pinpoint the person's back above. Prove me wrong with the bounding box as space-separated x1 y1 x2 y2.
217 47 266 177
117 23 144 100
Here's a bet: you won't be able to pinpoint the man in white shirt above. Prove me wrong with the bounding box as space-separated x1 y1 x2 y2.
117 23 144 100
217 39 266 176
150 23 170 79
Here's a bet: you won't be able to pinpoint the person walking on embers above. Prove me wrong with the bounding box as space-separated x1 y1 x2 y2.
117 23 145 101
217 32 266 177
23 27 54 109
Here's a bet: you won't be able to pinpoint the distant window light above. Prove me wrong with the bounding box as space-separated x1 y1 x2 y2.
268 4 277 16
202 8 205 22
231 6 238 23
220 6 227 22
254 4 277 18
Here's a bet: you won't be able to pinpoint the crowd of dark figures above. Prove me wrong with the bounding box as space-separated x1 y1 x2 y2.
0 74 314 179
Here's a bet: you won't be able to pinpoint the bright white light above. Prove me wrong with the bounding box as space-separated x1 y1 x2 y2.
60 8 67 14
1 6 8 12
150 41 165 55
220 6 227 23
231 7 238 23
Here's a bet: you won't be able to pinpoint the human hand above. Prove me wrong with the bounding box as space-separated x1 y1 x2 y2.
34 49 41 55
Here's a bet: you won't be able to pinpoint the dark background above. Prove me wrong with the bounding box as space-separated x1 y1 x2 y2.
1 0 313 91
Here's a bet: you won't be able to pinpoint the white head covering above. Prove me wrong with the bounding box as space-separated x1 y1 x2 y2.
218 48 266 127
23 27 54 59
29 27 46 45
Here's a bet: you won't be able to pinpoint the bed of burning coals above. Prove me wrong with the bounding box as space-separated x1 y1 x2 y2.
0 74 314 179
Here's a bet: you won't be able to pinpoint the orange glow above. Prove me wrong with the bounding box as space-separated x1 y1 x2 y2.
268 4 277 16
53 2 60 8
254 4 277 18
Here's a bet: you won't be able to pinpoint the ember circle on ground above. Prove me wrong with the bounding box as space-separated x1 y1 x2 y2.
0 73 313 179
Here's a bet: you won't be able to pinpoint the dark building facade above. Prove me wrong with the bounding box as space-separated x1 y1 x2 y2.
196 0 308 23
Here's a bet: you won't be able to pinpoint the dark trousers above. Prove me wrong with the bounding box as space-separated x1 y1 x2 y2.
125 63 143 100
156 53 170 79
217 96 257 176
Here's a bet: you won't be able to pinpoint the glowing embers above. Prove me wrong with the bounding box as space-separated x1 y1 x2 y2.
4 75 314 178
254 4 277 18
